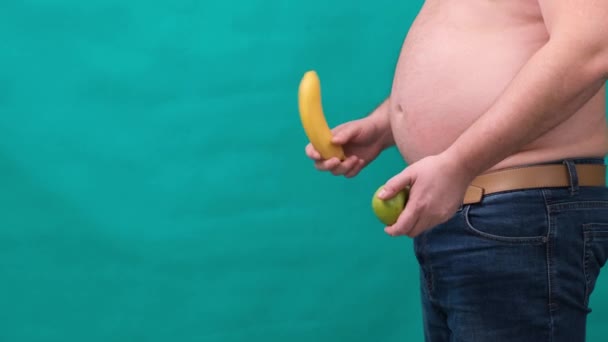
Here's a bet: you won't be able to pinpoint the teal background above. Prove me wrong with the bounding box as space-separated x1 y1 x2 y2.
0 0 606 341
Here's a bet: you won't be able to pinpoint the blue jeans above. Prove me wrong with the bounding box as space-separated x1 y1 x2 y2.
414 158 608 342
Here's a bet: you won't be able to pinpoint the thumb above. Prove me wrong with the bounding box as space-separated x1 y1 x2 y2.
331 123 361 145
377 169 413 200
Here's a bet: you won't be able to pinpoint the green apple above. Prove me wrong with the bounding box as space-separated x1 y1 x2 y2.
371 185 409 225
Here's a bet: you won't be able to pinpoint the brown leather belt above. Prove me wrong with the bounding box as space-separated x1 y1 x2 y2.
463 163 607 205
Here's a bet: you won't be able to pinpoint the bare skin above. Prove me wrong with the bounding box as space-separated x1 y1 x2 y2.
306 0 608 237
390 0 607 169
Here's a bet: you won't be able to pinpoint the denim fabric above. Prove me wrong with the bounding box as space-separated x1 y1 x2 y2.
414 158 608 342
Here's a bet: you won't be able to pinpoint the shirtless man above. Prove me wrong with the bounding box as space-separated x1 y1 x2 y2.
306 1 608 341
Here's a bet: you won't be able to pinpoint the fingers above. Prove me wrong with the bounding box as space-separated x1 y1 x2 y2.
305 143 321 160
306 141 362 177
314 155 360 176
331 122 361 145
305 120 365 177
377 169 412 200
344 159 365 178
330 155 359 176
380 167 417 236
314 157 341 171
384 202 418 236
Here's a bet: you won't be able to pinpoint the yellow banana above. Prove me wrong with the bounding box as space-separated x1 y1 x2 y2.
298 70 345 161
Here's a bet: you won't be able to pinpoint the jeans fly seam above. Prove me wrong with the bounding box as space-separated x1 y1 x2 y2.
422 232 434 299
542 189 556 341
583 231 591 308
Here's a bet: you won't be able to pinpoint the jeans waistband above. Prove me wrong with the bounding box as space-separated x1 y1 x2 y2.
530 157 606 195
463 157 607 205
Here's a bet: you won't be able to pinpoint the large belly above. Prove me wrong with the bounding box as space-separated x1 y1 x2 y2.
390 1 557 164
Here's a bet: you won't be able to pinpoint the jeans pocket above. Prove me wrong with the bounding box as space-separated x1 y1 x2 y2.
462 200 548 245
583 223 608 307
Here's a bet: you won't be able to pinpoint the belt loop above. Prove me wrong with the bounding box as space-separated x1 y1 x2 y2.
563 159 579 195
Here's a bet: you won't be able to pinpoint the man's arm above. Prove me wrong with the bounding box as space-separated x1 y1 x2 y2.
368 97 395 150
380 0 608 237
444 0 608 177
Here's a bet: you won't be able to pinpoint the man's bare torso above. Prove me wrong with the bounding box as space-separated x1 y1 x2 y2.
390 0 608 171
